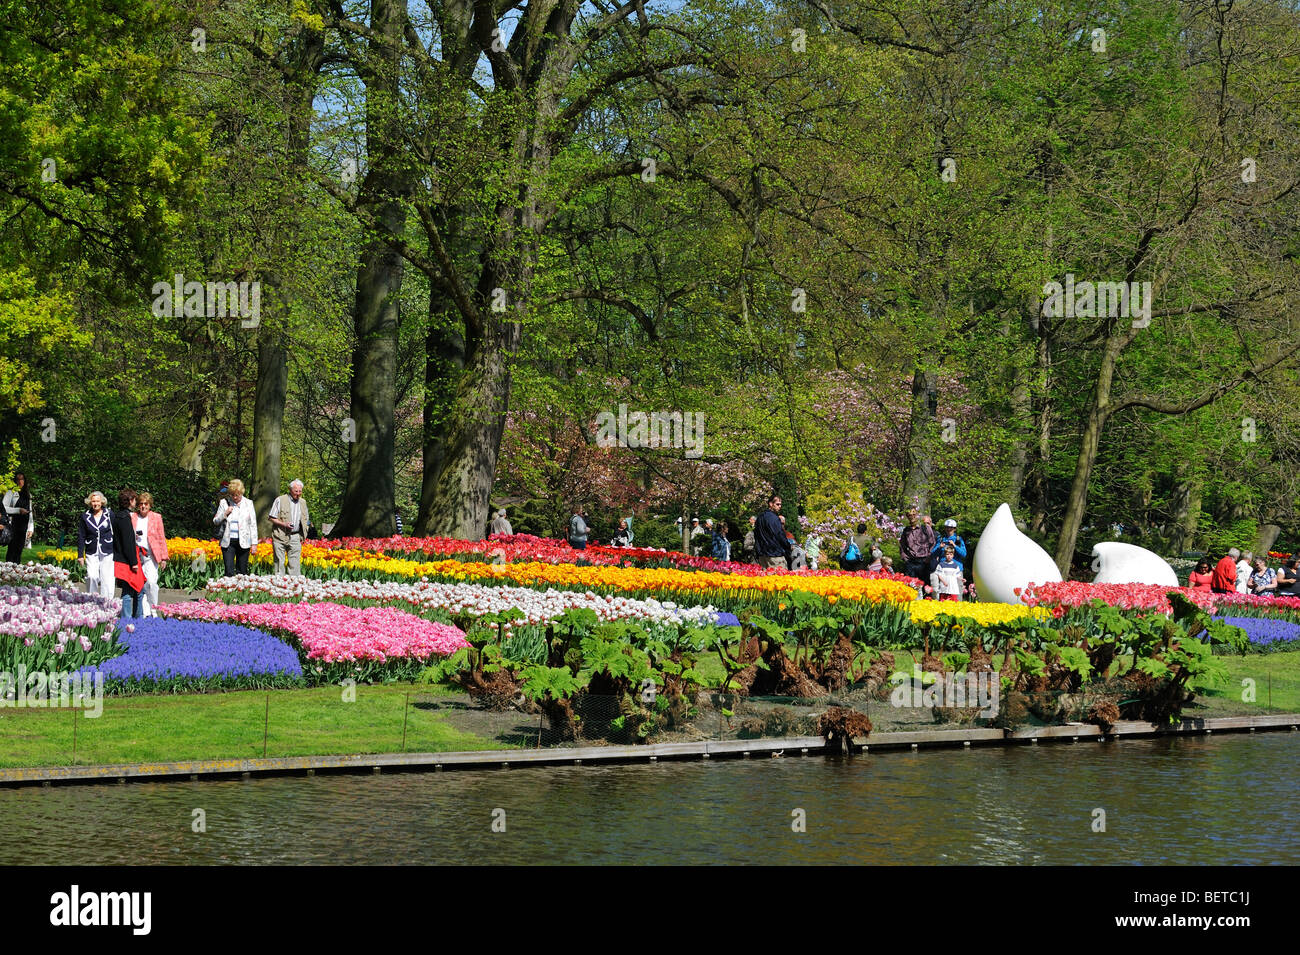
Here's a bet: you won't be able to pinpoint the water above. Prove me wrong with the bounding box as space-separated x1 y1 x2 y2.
2 733 1296 864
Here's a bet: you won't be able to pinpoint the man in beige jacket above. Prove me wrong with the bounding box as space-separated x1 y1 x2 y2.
269 480 310 575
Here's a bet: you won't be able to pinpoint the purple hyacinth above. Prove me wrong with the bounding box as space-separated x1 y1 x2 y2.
1212 615 1300 648
75 617 303 687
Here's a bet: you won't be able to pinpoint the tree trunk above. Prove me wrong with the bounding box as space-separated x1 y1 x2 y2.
420 322 518 539
1027 311 1054 537
1168 469 1202 554
250 25 322 537
1256 520 1282 557
901 367 938 513
332 0 409 538
252 337 288 537
1007 376 1030 510
415 291 467 535
178 391 219 473
1053 336 1123 577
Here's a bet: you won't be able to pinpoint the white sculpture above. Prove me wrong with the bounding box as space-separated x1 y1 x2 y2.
1090 541 1179 587
972 503 1062 605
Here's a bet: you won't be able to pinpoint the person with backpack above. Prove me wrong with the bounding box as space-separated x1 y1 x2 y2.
929 519 968 577
840 521 870 571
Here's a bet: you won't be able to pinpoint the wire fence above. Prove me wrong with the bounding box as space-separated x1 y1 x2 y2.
2 665 1297 768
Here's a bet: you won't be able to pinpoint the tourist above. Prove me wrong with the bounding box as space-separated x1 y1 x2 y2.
394 508 404 536
568 506 589 550
931 543 964 601
1273 558 1300 597
133 492 169 616
787 531 808 570
841 521 867 571
929 519 967 576
214 479 257 576
690 517 708 555
77 491 114 597
1211 548 1239 594
3 472 33 563
805 533 821 570
1236 550 1254 594
753 494 792 570
899 507 936 585
879 555 894 573
611 518 633 547
711 521 729 561
490 508 513 536
867 548 884 572
743 515 756 562
1248 556 1277 596
111 488 145 619
1187 558 1214 591
269 480 310 575
212 480 229 538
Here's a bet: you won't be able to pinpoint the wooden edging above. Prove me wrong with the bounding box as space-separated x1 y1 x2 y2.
1 713 1297 788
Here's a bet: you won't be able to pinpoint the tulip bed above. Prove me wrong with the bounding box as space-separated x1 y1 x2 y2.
162 601 470 683
200 574 728 631
46 534 925 593
0 586 120 674
0 561 73 589
1015 579 1300 623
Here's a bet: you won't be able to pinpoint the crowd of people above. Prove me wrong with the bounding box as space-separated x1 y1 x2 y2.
1197 548 1300 597
9 468 1300 614
0 475 316 620
566 497 971 597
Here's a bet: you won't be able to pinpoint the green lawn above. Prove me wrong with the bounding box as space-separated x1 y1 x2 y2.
2 641 1297 771
0 683 507 769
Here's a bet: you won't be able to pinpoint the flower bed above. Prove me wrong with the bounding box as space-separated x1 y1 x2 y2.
1016 581 1220 615
201 575 726 628
76 618 304 693
1016 580 1300 621
0 561 72 589
0 585 118 642
46 534 925 592
1212 615 1300 651
907 600 1051 627
288 554 920 610
162 601 469 682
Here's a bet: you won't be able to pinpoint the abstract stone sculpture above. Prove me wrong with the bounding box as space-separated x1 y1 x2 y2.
1090 541 1179 587
971 503 1062 605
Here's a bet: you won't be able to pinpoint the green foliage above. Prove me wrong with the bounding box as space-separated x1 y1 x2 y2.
519 665 585 703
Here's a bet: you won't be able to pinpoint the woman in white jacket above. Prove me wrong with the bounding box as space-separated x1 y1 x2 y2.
214 479 258 576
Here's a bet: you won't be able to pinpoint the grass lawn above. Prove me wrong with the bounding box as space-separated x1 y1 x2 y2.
0 683 508 769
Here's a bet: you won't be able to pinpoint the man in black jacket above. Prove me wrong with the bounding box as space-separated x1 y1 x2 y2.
753 494 792 570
